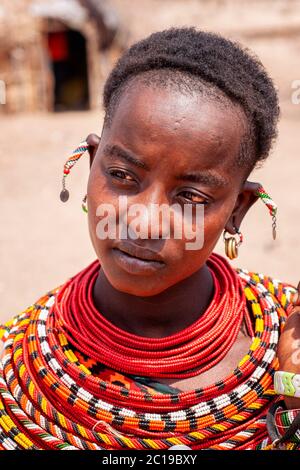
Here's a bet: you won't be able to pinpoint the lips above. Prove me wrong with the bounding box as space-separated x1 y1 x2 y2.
112 241 165 275
114 240 164 263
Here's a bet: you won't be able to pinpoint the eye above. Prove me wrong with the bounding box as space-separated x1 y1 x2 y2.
178 190 209 205
107 168 136 183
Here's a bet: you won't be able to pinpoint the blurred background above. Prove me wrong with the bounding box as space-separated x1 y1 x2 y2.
0 0 300 323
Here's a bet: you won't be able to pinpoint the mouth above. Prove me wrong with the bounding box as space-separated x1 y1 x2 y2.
112 243 165 275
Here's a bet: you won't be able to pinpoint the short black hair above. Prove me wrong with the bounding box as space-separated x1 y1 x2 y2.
103 27 280 175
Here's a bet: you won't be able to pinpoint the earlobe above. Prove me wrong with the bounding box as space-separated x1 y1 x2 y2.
225 181 262 234
225 181 278 241
86 133 101 168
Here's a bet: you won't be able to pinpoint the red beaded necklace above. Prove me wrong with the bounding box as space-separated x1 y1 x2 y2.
1 251 296 450
57 253 254 379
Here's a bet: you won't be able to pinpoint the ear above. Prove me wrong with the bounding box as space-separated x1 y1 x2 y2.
86 133 101 168
225 181 262 234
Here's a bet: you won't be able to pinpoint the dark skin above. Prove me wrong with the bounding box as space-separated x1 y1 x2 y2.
277 286 300 409
84 82 300 394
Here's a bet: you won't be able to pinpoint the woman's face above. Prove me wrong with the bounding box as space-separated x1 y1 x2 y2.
87 83 253 296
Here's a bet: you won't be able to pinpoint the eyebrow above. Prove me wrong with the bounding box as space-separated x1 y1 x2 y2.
103 144 228 188
103 144 150 170
176 171 229 188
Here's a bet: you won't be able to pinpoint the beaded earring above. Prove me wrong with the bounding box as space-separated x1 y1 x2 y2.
254 186 278 240
223 186 278 260
59 141 89 213
82 194 88 214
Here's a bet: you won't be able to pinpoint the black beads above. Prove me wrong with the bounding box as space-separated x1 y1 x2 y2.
60 189 69 202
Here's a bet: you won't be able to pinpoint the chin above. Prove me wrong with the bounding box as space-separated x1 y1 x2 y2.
104 271 171 297
98 249 171 297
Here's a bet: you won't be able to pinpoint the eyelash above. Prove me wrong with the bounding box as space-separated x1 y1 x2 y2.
107 169 210 205
108 168 136 183
179 191 209 205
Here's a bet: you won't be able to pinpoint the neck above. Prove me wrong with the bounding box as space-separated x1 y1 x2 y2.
92 264 214 338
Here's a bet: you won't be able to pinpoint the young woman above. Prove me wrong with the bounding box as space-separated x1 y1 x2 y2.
1 28 300 451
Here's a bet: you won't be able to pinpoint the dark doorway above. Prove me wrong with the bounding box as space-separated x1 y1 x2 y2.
47 28 89 111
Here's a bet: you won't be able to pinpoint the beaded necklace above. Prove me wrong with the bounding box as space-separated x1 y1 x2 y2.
0 253 297 450
58 254 253 378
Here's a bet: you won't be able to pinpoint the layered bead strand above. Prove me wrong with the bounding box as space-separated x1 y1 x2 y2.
0 253 297 450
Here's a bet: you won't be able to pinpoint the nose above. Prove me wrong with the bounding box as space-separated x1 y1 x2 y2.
121 186 173 240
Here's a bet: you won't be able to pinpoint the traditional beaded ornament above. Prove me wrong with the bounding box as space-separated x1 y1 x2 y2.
0 254 298 450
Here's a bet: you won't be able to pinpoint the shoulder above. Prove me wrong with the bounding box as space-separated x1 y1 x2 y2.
0 260 98 344
0 285 61 344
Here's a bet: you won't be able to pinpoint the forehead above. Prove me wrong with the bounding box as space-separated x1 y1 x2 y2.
105 82 247 177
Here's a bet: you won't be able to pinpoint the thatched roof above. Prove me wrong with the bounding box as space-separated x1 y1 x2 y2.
30 0 118 48
30 0 87 29
0 1 38 48
81 0 118 48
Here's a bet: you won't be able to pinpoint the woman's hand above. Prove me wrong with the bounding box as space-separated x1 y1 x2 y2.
277 281 300 408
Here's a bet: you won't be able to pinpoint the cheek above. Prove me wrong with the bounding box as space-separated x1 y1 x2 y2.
176 205 229 255
203 201 234 243
87 171 116 254
165 210 229 282
166 206 231 279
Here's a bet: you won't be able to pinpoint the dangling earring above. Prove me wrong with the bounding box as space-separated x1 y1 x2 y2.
59 141 89 202
254 185 278 240
82 194 88 213
223 226 243 260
